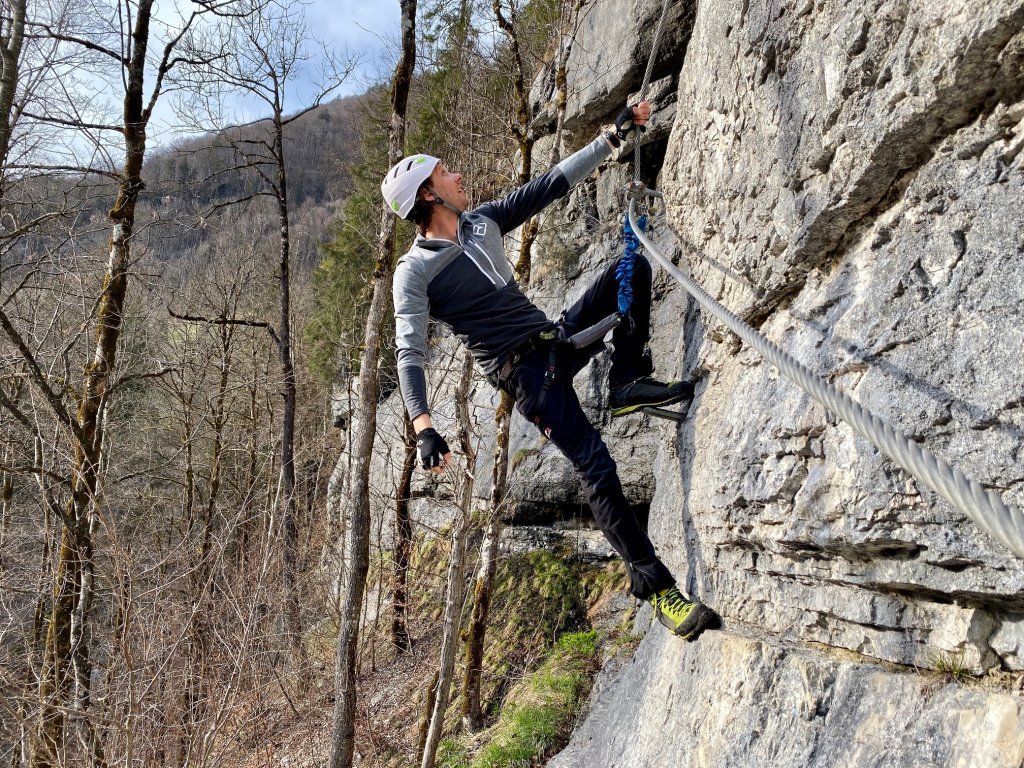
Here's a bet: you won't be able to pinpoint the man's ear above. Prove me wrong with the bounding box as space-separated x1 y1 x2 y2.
418 186 437 203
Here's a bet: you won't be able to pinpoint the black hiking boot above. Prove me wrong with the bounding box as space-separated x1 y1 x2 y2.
648 586 717 641
609 377 693 418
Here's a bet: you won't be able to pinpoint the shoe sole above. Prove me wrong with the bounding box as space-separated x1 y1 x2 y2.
669 604 717 641
611 393 692 418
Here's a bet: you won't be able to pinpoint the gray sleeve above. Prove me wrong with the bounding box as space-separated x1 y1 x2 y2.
393 259 431 419
473 134 614 236
555 134 614 187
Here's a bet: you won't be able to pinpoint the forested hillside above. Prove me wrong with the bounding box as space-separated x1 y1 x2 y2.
141 94 366 265
0 0 592 765
0 0 376 759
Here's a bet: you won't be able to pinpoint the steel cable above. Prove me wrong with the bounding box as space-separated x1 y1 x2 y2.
628 199 1024 558
632 0 670 184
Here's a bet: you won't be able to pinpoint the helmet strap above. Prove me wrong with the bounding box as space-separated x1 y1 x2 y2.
425 187 464 217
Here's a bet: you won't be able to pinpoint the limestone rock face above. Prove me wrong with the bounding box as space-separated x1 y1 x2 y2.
550 627 1024 768
653 0 1024 671
538 0 1024 763
529 0 694 134
333 0 1024 761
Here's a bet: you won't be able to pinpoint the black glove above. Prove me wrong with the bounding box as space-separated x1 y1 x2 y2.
614 105 646 141
416 427 450 470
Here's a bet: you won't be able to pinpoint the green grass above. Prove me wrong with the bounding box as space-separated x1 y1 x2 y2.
928 648 973 684
469 630 599 768
437 738 471 768
406 548 626 768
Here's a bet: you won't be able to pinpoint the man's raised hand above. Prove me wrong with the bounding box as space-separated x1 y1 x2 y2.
615 100 652 140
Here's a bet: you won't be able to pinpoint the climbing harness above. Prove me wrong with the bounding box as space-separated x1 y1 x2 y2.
624 189 1024 559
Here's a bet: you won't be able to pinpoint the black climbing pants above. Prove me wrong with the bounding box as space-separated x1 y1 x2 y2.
502 253 675 599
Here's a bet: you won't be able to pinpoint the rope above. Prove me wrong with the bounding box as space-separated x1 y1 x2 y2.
617 213 647 314
632 0 670 183
627 198 1024 559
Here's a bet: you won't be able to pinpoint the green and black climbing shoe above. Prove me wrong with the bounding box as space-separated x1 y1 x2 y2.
648 586 716 641
610 377 693 417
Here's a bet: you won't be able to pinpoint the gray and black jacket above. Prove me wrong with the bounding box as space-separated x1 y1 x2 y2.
393 135 614 420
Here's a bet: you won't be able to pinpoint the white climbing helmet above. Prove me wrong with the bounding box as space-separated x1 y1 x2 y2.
381 154 441 219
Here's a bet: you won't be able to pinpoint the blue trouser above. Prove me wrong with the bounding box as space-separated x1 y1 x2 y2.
503 254 675 599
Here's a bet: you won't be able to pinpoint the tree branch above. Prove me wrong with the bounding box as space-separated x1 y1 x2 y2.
108 364 178 395
0 385 33 432
0 461 70 487
0 307 82 443
144 10 200 123
21 110 124 134
4 164 120 179
25 23 126 63
167 306 280 345
0 210 64 242
201 189 277 215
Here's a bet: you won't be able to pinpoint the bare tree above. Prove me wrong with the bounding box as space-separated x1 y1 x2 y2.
391 416 416 651
0 0 247 763
420 351 476 768
461 390 511 731
178 0 354 664
545 0 588 168
330 0 417 764
459 0 585 732
490 0 541 284
0 0 26 186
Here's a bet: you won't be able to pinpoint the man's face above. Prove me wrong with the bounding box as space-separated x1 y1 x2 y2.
425 163 468 211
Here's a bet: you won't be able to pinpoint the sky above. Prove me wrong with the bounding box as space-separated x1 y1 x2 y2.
147 0 404 149
35 0 409 163
300 0 403 95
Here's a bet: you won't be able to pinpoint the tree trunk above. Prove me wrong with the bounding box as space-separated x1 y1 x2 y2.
0 0 26 588
543 0 583 173
492 0 539 285
420 352 476 768
239 336 262 565
0 443 13 572
33 3 154 764
391 417 416 651
0 0 26 193
329 2 416 765
461 391 512 731
275 123 304 665
415 670 439 758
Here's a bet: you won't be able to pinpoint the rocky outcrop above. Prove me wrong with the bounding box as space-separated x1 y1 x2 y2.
334 0 1024 763
538 0 1024 764
652 0 1024 671
551 623 1024 768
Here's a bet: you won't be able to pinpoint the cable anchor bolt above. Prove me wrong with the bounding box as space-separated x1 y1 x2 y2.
624 180 663 199
625 180 662 215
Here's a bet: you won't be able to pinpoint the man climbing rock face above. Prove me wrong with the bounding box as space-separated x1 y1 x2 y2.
382 101 717 641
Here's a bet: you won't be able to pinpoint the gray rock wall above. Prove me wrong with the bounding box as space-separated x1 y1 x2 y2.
541 0 1024 764
657 0 1024 670
332 0 1024 763
551 625 1024 768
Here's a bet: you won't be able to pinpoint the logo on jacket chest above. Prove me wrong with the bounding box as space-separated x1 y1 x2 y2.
472 222 487 237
